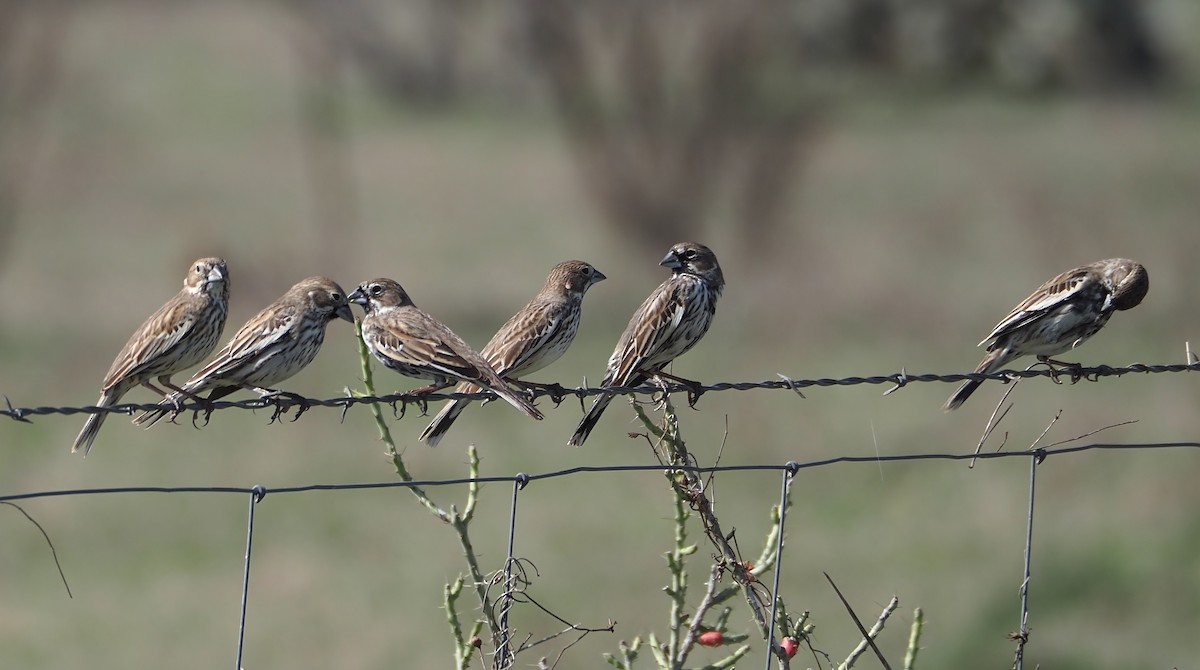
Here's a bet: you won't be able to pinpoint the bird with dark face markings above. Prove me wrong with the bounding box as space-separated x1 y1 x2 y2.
568 242 724 447
944 258 1149 411
350 278 544 423
419 260 606 447
134 276 354 427
74 257 229 454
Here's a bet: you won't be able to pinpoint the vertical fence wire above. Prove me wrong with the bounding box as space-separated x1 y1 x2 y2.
763 462 797 669
496 473 527 669
235 485 266 670
1015 454 1040 670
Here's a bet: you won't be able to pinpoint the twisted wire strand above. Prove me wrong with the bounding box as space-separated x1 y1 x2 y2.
3 361 1197 423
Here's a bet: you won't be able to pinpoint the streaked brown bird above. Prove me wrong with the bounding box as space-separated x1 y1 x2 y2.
944 258 1149 411
134 276 354 427
349 277 544 423
568 242 724 446
419 260 606 447
73 257 230 454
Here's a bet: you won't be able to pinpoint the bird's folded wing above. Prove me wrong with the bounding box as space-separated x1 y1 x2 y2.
605 283 686 385
370 319 483 380
977 268 1094 347
480 300 565 376
102 298 197 389
186 306 296 382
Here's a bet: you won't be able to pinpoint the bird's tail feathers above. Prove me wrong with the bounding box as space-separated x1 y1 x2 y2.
419 399 469 447
72 391 116 455
132 389 186 428
943 348 1011 411
492 383 543 421
567 394 611 446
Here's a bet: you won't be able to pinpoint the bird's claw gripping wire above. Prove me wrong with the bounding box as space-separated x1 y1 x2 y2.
514 380 567 407
264 391 310 424
1037 358 1084 385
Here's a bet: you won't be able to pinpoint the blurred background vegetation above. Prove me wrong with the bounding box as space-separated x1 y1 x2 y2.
2 1 1199 668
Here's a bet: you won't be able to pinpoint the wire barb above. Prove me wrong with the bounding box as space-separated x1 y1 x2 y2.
4 395 31 423
882 368 909 396
776 373 806 399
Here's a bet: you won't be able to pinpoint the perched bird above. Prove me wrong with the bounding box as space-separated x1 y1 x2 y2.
419 261 606 447
568 242 724 446
134 276 354 427
73 257 230 454
944 258 1149 411
350 277 544 423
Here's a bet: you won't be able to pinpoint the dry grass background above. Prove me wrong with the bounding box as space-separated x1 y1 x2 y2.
2 4 1200 669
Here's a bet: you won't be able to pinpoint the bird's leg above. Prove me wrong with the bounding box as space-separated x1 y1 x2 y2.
405 381 451 397
404 381 450 415
151 375 205 413
140 380 184 415
653 370 706 409
645 375 672 408
1036 356 1084 384
186 400 215 428
182 387 238 427
389 398 407 420
508 379 568 405
249 385 310 423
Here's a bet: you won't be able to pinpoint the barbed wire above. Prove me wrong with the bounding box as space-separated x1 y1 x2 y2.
4 360 1198 424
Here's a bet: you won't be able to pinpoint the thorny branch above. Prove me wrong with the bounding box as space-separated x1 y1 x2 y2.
354 321 611 670
633 397 792 665
351 320 500 669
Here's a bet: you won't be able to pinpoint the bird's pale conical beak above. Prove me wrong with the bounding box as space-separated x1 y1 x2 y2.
347 288 369 307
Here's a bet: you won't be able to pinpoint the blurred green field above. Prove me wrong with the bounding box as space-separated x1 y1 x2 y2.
3 4 1200 669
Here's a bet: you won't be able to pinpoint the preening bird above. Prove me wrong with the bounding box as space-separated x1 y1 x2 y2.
944 258 1149 411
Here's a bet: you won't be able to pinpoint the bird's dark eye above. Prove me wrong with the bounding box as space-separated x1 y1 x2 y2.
195 264 203 273
370 284 383 296
331 292 343 303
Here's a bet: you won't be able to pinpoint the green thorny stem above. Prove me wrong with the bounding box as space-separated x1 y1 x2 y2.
625 397 789 668
350 320 501 670
633 398 921 670
903 608 923 670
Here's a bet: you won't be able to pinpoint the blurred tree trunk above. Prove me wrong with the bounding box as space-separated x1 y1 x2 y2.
522 0 821 259
0 0 70 273
1076 0 1165 86
844 0 897 68
291 0 470 106
286 3 360 278
942 0 1011 79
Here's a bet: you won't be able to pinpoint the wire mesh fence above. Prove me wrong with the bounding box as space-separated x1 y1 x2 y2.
3 360 1199 669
